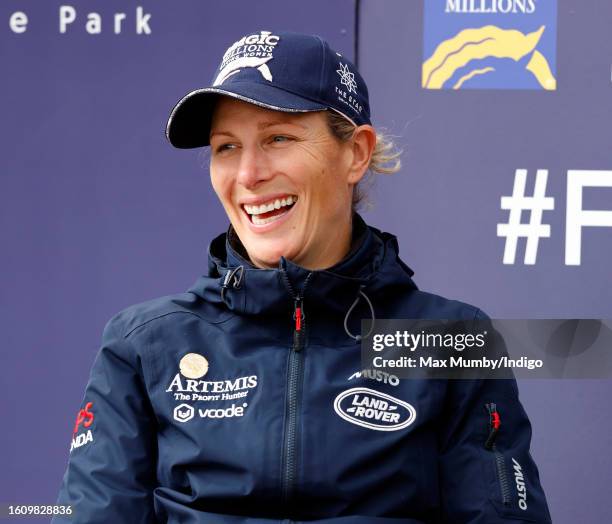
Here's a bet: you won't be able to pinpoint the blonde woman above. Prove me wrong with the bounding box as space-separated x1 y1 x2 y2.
54 30 551 524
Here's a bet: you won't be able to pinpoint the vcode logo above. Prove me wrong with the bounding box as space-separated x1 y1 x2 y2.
422 0 557 90
174 403 195 423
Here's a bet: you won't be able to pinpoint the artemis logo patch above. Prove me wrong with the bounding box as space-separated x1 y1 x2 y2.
166 352 258 404
333 387 416 431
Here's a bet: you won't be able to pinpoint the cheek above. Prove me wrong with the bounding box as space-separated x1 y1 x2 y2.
316 156 351 195
210 165 232 202
305 168 350 219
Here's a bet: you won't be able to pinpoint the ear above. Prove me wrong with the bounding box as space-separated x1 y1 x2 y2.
346 125 377 184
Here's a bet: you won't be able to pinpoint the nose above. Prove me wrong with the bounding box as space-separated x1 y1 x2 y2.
236 144 271 190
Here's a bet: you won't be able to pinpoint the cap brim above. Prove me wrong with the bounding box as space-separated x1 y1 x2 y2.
166 83 328 149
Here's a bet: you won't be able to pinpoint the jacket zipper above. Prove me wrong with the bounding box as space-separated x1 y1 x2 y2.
485 403 511 506
493 443 511 506
280 273 312 514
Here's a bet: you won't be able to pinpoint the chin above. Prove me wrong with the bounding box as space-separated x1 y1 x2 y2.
247 243 296 268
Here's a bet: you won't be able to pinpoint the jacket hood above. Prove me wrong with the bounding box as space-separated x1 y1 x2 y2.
189 214 417 324
187 213 418 324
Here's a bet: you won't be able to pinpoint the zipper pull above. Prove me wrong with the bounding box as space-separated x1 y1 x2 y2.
295 299 302 332
485 402 501 450
293 298 304 352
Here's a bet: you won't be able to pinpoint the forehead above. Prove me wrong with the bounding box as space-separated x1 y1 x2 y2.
210 96 325 130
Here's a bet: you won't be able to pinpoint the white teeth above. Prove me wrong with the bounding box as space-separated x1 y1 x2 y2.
244 196 297 216
251 209 290 225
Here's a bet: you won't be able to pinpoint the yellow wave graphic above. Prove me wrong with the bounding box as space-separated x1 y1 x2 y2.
453 67 495 89
526 50 556 90
422 25 556 90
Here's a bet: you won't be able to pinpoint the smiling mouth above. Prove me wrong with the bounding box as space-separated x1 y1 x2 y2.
242 195 298 226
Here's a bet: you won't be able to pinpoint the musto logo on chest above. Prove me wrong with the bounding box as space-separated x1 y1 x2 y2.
333 387 417 432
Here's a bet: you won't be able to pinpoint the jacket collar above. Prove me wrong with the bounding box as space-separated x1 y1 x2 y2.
188 213 417 318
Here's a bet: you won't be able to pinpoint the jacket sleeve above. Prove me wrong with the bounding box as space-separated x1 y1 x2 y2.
52 316 158 524
437 313 553 523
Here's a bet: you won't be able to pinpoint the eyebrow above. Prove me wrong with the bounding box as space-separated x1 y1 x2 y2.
210 119 307 139
257 119 307 130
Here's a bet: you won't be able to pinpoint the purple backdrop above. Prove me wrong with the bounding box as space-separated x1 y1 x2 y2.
359 1 612 522
1 0 610 522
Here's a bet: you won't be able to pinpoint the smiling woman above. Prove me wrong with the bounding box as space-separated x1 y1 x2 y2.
208 98 377 269
53 30 552 524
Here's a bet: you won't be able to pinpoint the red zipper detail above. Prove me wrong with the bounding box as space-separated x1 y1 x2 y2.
491 410 501 430
295 306 302 331
485 403 501 450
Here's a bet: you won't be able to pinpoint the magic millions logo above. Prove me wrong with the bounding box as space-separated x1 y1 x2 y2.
422 0 557 90
213 30 281 86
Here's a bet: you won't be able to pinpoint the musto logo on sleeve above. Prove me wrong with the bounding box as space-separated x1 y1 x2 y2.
166 353 259 423
70 401 94 452
333 388 416 432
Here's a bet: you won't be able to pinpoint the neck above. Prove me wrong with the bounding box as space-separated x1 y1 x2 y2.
228 213 363 271
292 215 353 270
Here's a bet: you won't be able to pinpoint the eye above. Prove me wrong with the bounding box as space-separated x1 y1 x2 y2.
214 143 237 154
270 135 293 144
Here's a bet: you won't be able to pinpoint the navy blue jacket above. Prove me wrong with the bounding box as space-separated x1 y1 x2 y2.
54 215 552 523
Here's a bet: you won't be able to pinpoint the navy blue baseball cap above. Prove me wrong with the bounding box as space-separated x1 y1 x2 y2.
166 30 372 149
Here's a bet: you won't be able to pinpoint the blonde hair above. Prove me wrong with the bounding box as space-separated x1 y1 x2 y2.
325 110 402 210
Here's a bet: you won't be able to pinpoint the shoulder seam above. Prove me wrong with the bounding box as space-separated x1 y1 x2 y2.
123 310 232 339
